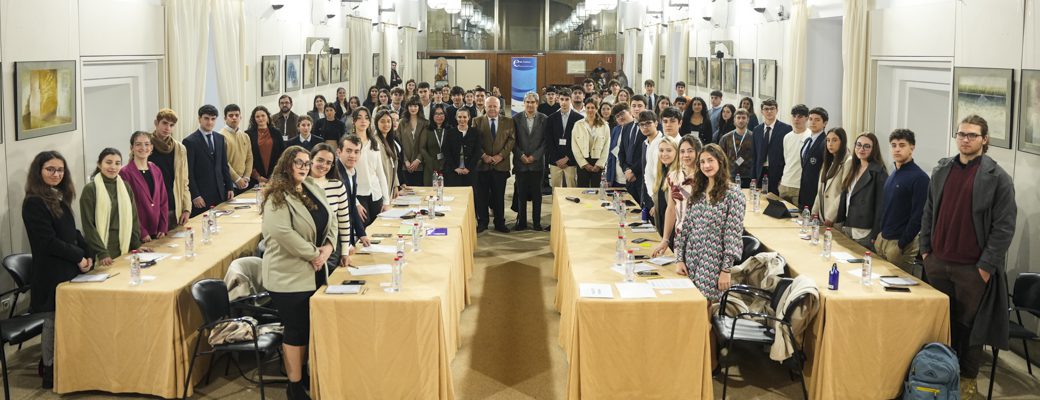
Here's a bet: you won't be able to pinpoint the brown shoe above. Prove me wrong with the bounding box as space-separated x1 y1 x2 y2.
960 377 979 400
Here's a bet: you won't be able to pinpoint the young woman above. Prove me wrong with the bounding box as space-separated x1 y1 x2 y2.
836 132 888 248
260 147 336 400
373 109 401 198
812 127 851 226
308 95 328 124
571 98 611 187
333 87 350 122
317 104 345 148
599 101 615 130
351 108 390 227
377 89 391 109
247 106 286 185
309 143 352 269
23 151 95 388
681 97 713 145
655 96 672 117
651 137 681 237
615 89 630 105
120 131 169 242
404 79 417 99
673 144 745 303
442 108 481 187
652 134 703 256
375 75 390 91
81 148 149 266
287 115 323 152
421 104 449 186
363 86 379 111
713 104 737 142
739 97 760 129
399 97 428 187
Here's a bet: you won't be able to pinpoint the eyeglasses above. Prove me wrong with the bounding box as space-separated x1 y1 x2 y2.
854 143 873 149
292 159 313 168
956 132 982 141
44 167 66 175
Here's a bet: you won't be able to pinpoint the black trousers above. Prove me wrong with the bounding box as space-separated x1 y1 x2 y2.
514 170 543 227
625 177 644 207
401 169 424 187
476 170 508 229
356 195 384 228
575 160 602 188
924 256 987 378
444 170 476 187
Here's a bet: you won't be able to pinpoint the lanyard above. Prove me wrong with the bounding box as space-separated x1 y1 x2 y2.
434 128 445 148
731 131 747 156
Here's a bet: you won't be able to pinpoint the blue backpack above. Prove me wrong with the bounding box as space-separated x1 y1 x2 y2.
904 342 960 399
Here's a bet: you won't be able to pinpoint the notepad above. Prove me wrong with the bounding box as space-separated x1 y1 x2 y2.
579 283 614 299
71 273 111 283
348 264 393 276
615 282 657 298
124 253 171 262
647 256 676 266
325 285 363 294
426 228 448 236
880 276 919 286
647 279 696 289
228 198 257 205
358 245 397 254
379 209 413 219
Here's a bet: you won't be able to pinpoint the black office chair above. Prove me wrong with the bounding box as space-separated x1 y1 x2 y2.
737 236 763 265
183 279 282 400
988 272 1040 400
1 254 47 400
713 278 813 400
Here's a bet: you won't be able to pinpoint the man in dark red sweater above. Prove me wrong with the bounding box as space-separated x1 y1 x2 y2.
920 114 1017 398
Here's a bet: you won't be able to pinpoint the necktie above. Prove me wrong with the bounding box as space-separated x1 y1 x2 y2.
801 136 813 160
765 126 772 144
205 134 214 154
490 118 497 141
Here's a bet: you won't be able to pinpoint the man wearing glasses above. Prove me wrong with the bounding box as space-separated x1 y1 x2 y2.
919 114 1017 398
750 99 792 194
876 128 929 272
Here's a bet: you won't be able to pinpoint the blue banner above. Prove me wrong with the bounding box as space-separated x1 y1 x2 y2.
511 57 537 116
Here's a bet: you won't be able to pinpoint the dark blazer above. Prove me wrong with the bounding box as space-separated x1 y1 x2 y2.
545 110 584 167
680 110 713 146
23 197 94 312
184 129 235 206
512 111 548 172
246 127 286 180
473 115 516 172
286 134 324 152
336 160 366 243
617 122 645 178
835 162 888 245
442 127 481 172
421 124 450 185
797 133 826 210
751 120 793 193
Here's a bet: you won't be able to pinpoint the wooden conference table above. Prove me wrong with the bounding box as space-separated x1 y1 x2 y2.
54 187 475 399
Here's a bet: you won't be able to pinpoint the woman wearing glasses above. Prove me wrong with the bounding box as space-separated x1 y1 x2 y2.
836 133 888 248
260 146 337 400
421 104 450 185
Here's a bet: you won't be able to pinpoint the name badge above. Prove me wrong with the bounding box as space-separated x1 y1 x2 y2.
735 157 745 166
437 154 444 160
559 139 567 146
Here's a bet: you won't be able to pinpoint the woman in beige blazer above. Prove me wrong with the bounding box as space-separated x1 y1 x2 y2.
812 127 851 226
570 98 611 187
260 146 337 399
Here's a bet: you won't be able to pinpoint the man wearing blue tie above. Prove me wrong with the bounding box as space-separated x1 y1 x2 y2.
798 107 829 210
750 99 793 194
607 103 636 190
474 96 515 233
183 105 234 216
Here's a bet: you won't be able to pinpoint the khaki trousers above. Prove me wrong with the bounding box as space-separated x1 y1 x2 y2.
550 165 577 188
873 235 920 273
779 184 799 207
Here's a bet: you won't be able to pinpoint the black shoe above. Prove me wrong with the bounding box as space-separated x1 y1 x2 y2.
514 223 528 231
41 363 53 390
542 225 551 232
533 224 544 231
477 226 487 233
302 366 310 391
494 225 510 233
287 380 311 400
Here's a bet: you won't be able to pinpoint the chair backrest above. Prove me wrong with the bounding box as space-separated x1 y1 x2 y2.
1012 272 1040 318
191 279 231 326
769 277 794 312
740 236 762 264
2 253 33 289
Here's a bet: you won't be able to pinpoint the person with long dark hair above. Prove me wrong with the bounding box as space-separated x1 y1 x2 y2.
421 104 449 185
309 143 352 269
399 96 428 186
739 97 760 129
713 104 737 143
812 127 851 226
316 103 345 148
308 95 327 124
681 96 713 145
362 86 379 111
247 105 286 185
23 151 95 389
333 87 350 121
375 75 390 90
80 148 148 266
120 131 170 242
836 132 888 248
350 108 390 226
442 108 480 187
373 109 401 199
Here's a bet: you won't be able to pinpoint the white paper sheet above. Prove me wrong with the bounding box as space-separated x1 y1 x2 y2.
610 262 656 276
579 283 614 298
325 285 363 294
831 252 857 262
647 256 676 266
647 279 696 289
846 268 880 280
348 264 393 276
615 282 657 298
378 209 413 219
71 273 110 283
124 252 171 262
228 198 257 205
358 245 397 254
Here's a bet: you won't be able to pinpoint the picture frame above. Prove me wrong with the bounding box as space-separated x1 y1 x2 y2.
285 55 301 92
737 59 754 97
372 54 381 79
317 54 331 86
722 58 738 94
14 60 77 141
303 54 316 89
709 58 722 91
637 54 643 74
331 54 342 84
659 55 666 80
566 60 586 75
758 59 777 100
0 63 3 144
696 57 708 88
340 53 350 83
1018 69 1040 155
952 67 1014 149
260 55 280 97
687 57 696 88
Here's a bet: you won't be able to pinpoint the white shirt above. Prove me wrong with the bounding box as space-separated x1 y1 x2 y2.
779 128 811 188
355 139 389 201
643 133 665 197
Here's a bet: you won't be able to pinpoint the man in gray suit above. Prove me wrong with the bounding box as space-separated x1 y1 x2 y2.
512 92 548 231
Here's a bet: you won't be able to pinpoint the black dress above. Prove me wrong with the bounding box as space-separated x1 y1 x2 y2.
22 197 94 312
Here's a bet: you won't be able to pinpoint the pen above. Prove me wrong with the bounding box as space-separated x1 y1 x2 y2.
108 272 120 278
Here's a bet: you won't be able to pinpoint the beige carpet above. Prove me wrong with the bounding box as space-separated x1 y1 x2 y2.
3 189 1040 399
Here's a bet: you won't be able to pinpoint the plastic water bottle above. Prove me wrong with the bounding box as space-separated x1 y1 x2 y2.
822 227 833 258
761 174 769 194
749 179 760 212
201 215 212 244
255 186 264 212
387 256 402 293
208 206 219 234
435 173 445 205
828 263 839 290
427 195 437 220
129 250 142 286
799 206 811 235
396 235 406 259
614 235 626 266
735 173 742 187
184 227 196 260
411 222 421 252
617 224 626 240
624 250 636 283
599 175 608 200
862 251 873 286
809 214 821 245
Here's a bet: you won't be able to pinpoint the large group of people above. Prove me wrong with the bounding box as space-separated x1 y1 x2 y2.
20 70 1018 398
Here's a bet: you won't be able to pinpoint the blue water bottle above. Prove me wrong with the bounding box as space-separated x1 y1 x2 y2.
828 263 839 290
641 207 650 223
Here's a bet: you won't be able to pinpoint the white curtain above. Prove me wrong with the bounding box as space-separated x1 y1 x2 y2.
211 0 245 107
666 20 689 97
381 24 398 83
641 25 660 89
166 0 210 140
399 27 418 84
623 29 640 89
841 0 871 136
780 0 808 112
347 16 373 99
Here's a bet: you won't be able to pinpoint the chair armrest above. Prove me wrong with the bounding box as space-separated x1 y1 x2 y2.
230 292 270 306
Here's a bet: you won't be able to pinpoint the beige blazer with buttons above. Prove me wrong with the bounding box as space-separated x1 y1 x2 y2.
261 177 338 292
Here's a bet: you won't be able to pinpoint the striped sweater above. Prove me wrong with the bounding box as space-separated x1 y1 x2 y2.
314 177 352 254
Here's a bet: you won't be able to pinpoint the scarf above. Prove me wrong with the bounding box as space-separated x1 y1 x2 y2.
94 174 133 255
152 132 175 154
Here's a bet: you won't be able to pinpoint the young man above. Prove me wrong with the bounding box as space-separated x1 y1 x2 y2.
464 90 476 110
183 105 234 216
389 87 405 115
417 82 434 119
750 99 792 194
270 94 299 140
473 87 487 117
512 92 548 231
219 104 253 194
474 96 515 233
797 107 828 210
389 60 402 87
708 90 724 133
874 128 930 272
779 104 810 204
570 86 586 116
674 81 687 99
603 80 622 104
546 88 583 189
336 134 370 254
618 98 647 201
148 109 192 226
446 86 467 128
719 109 754 187
538 86 560 116
607 103 633 189
920 115 1016 398
673 96 687 113
639 110 664 213
644 79 658 112
582 79 596 98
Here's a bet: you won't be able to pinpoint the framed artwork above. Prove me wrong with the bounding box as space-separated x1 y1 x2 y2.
659 55 666 80
637 54 643 74
331 54 342 84
952 67 1014 149
14 60 77 140
340 54 350 83
317 54 331 86
758 59 777 100
372 54 381 79
260 55 280 97
303 54 316 89
285 55 301 92
687 57 696 87
722 58 738 94
566 60 586 75
1018 69 1040 155
0 64 3 144
737 59 754 97
709 58 722 91
696 57 708 88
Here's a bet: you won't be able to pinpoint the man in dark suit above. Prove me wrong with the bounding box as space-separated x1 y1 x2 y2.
750 99 793 194
612 103 645 202
336 134 370 256
798 107 829 210
644 79 658 112
445 86 466 129
545 88 583 189
474 96 515 233
512 92 548 231
184 105 234 216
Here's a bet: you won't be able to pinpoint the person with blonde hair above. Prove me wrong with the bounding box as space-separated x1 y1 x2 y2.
571 98 610 187
650 136 681 237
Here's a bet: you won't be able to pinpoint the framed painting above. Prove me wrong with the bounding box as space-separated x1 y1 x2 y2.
331 54 342 84
687 57 696 88
317 54 331 86
303 54 316 89
260 55 280 97
709 58 722 91
637 54 643 74
285 55 301 92
737 59 754 97
14 60 77 140
722 58 738 94
659 55 666 80
952 67 1014 148
758 59 777 100
372 54 381 79
1017 69 1040 155
340 53 350 83
696 57 708 88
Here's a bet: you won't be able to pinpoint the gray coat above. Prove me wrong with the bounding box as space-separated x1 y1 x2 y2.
920 155 1016 349
836 162 889 247
512 111 548 172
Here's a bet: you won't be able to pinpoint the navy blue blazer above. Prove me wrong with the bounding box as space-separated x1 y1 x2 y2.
545 110 584 167
750 120 793 194
336 160 366 243
184 129 234 209
616 122 644 178
798 133 827 210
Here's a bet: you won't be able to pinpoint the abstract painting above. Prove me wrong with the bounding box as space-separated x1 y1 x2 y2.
722 58 738 94
710 58 721 91
318 54 331 86
15 60 77 140
738 59 754 97
1018 69 1040 155
303 54 316 89
331 54 342 84
758 59 777 100
261 55 280 97
952 67 1013 148
285 55 301 92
